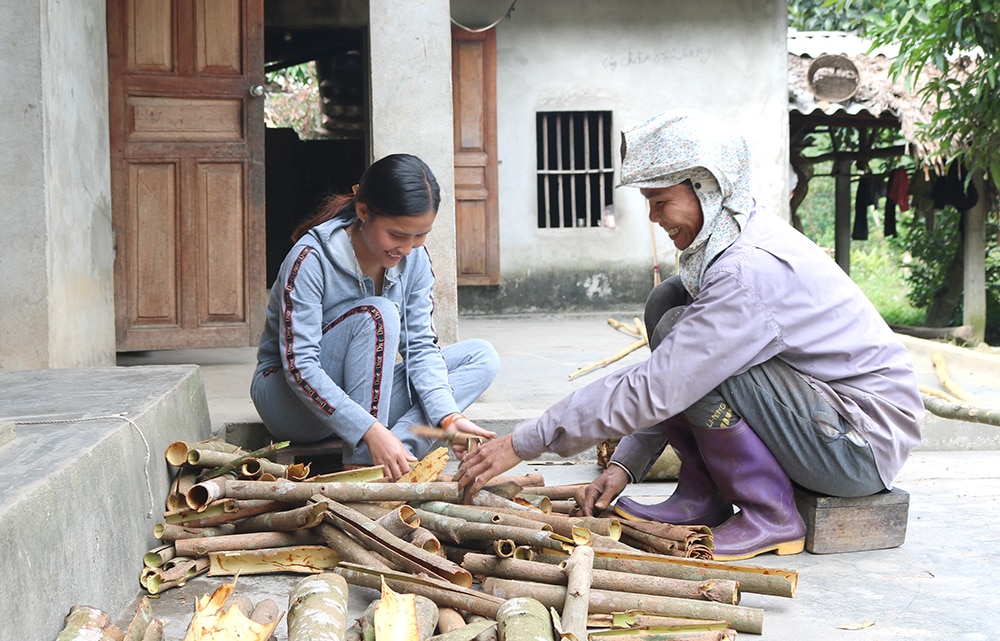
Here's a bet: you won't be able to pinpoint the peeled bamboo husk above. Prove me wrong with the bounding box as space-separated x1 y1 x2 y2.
167 467 199 511
560 545 594 641
55 605 124 641
173 529 324 557
495 598 553 641
308 465 386 483
374 580 425 641
335 563 506 618
143 543 176 568
224 479 463 505
208 545 340 575
437 607 469 634
181 579 280 641
462 554 739 604
287 573 349 641
146 557 210 594
481 578 763 635
314 496 473 587
620 522 714 559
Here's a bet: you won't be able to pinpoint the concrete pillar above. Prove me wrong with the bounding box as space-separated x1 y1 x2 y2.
0 0 116 369
833 157 853 275
368 0 459 343
963 172 987 342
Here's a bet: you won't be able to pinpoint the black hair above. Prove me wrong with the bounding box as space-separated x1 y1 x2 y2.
292 153 440 242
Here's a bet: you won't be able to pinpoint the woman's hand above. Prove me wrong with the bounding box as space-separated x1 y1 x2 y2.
362 422 417 481
453 433 522 500
579 464 630 516
447 416 497 459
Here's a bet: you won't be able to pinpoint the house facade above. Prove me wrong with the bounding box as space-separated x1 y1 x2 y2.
0 0 787 370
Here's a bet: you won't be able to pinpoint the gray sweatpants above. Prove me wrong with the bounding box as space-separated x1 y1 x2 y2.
646 276 884 497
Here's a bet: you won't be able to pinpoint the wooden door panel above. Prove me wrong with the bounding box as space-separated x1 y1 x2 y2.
110 0 264 350
452 28 499 285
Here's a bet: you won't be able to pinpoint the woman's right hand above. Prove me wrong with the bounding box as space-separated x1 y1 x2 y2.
579 464 630 516
362 422 417 481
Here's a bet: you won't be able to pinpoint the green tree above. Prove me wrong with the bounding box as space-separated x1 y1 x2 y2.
836 0 1000 189
788 0 866 31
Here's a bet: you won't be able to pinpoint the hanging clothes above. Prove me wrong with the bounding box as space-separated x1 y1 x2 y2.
932 162 979 212
853 174 877 240
884 168 910 237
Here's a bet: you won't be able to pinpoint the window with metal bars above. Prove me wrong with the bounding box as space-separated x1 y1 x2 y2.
536 111 614 228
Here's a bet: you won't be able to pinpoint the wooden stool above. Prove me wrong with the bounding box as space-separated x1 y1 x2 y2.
794 487 909 554
273 439 344 467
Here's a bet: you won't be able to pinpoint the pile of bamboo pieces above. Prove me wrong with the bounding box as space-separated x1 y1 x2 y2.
134 437 800 639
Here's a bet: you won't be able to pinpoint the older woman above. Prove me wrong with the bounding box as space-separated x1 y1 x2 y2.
456 109 923 560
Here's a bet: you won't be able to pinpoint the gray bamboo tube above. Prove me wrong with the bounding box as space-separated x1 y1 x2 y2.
165 438 242 467
287 573 350 641
317 523 393 571
465 615 499 641
231 502 327 533
173 529 323 557
225 479 463 504
408 527 443 555
375 505 421 539
482 578 763 635
412 508 565 549
496 598 554 641
560 545 594 641
418 502 554 533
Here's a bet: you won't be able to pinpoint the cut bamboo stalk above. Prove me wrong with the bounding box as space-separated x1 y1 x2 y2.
166 437 242 468
287 573 350 641
413 594 441 640
240 456 289 479
123 596 156 641
154 522 237 541
225 479 463 504
317 523 394 571
620 522 714 558
493 539 517 558
417 502 554 533
203 441 291 480
408 526 443 555
231 502 327 533
208 545 340 575
173 529 324 557
165 499 295 528
335 563 506 618
438 607 469 634
345 501 394 520
286 462 312 481
55 605 124 641
187 448 256 470
512 546 536 561
227 593 254 618
931 351 977 402
470 490 540 513
412 508 570 550
186 476 233 511
375 505 422 538
486 505 621 539
587 613 729 631
491 473 546 488
536 550 797 598
143 543 176 568
314 496 473 587
426 619 497 641
560 545 594 641
465 615 499 641
167 467 199 511
514 493 551 513
481 578 763 635
589 630 736 641
463 555 739 604
482 480 527 499
496 598 554 641
249 599 280 629
525 483 587 500
547 500 576 515
921 393 1000 426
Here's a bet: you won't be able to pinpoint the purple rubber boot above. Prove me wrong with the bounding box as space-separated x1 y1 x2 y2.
613 417 734 527
692 419 806 561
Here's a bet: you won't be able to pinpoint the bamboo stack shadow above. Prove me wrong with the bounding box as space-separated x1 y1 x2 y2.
57 437 802 640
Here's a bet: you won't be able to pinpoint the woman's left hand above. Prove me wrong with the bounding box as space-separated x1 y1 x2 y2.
447 416 497 459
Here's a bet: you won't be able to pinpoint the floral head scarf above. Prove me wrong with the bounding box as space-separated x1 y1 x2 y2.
619 108 755 297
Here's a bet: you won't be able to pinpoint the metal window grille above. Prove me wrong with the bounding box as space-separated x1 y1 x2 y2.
536 111 614 228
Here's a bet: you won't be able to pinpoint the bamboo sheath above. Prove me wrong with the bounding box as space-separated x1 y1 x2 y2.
481 578 764 635
207 545 340 575
462 554 740 604
335 563 506 618
286 573 350 641
221 479 463 506
560 545 594 641
313 496 473 587
536 550 797 598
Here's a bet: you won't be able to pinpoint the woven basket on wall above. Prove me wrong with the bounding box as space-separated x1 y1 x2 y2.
807 54 860 102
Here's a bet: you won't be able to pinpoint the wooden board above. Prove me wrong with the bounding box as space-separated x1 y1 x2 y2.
794 487 909 554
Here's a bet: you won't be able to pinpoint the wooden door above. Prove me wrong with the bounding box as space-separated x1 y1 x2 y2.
108 0 265 350
452 27 500 285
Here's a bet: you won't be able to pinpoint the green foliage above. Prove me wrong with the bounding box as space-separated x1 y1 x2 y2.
263 62 324 139
788 0 868 32
836 0 1000 190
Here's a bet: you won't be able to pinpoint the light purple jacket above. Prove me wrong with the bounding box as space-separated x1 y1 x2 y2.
512 207 923 489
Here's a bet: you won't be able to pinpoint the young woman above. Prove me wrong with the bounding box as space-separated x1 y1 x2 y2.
456 109 923 560
251 153 500 481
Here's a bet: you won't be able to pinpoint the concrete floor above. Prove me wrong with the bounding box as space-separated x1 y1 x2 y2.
111 313 1000 640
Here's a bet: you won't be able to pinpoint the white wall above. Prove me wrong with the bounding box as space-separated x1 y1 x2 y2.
453 0 788 311
0 0 115 369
